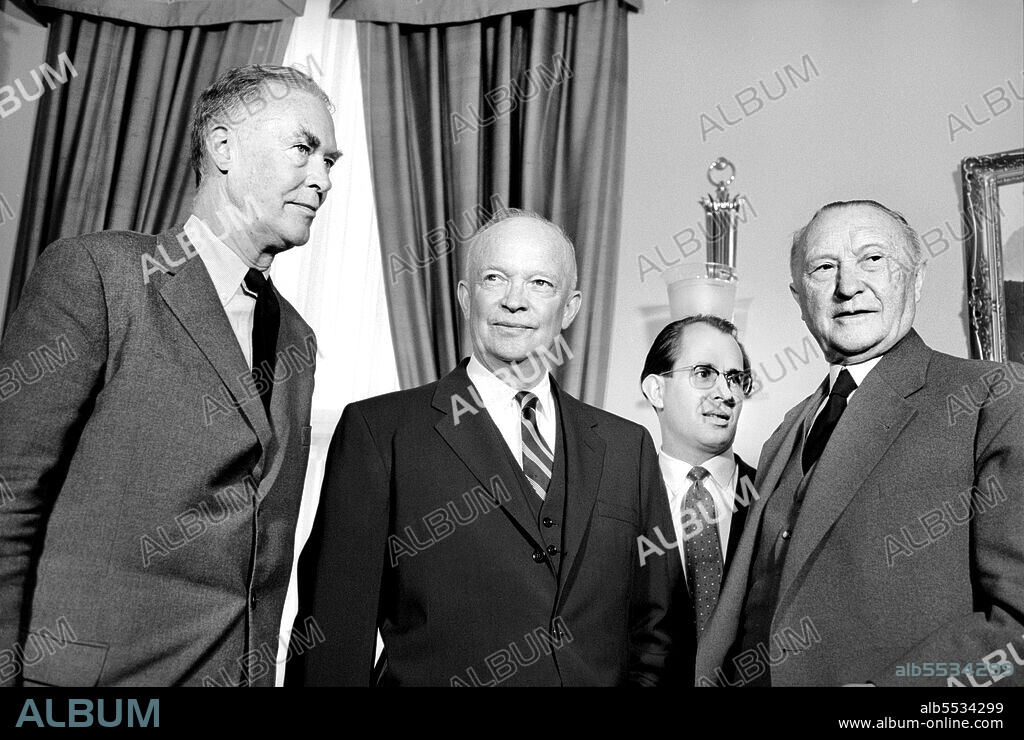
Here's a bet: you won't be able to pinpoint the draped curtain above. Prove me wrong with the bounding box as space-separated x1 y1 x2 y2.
4 6 297 323
353 0 631 403
267 0 399 682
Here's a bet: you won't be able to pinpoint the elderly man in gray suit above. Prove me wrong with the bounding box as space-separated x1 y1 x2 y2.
696 200 1024 687
0 64 340 686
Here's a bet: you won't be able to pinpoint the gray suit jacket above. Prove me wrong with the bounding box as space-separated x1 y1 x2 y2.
0 228 315 686
696 330 1024 686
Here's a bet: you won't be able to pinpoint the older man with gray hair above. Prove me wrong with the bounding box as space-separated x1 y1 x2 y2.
696 199 1024 687
0 64 337 686
293 208 683 686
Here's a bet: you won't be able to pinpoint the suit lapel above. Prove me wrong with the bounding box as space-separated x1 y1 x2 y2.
775 333 928 616
756 380 828 500
724 456 756 567
153 231 273 456
431 363 541 544
551 383 605 589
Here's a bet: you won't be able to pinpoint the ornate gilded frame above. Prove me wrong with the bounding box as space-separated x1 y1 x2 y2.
961 148 1023 362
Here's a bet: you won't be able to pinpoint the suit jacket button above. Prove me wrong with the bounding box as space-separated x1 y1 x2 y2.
532 550 547 563
781 530 791 540
546 544 560 556
542 517 556 528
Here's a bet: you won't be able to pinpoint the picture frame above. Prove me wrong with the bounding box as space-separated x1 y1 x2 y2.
961 148 1024 363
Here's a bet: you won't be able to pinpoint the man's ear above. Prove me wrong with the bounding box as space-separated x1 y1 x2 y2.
641 374 664 411
560 290 583 330
913 260 926 302
457 280 470 319
206 123 233 175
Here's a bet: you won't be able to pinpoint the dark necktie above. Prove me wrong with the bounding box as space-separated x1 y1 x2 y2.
801 368 857 473
683 466 722 638
515 391 553 500
243 268 280 415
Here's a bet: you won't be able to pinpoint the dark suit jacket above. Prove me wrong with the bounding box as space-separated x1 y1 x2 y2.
292 360 682 686
696 330 1024 686
725 455 756 579
0 229 315 686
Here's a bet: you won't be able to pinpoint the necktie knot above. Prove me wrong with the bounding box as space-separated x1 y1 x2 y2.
244 268 270 296
687 465 710 483
515 391 539 413
830 368 857 399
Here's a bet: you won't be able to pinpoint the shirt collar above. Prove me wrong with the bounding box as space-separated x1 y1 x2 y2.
183 214 254 307
659 448 737 498
829 355 882 390
466 355 554 414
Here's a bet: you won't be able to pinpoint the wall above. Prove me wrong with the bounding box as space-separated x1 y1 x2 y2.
608 0 1024 465
0 0 48 329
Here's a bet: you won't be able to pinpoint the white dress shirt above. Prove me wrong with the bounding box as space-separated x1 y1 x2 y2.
184 214 264 369
659 449 738 584
806 356 882 435
466 355 557 466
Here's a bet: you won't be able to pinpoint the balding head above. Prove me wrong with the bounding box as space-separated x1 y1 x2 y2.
456 209 583 388
463 208 578 291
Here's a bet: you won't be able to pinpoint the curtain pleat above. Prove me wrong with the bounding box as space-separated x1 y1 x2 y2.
358 0 628 403
4 12 293 323
333 0 640 25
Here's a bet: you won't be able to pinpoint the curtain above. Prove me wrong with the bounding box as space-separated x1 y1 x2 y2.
4 11 293 324
268 0 398 684
357 0 630 403
333 0 641 25
33 0 306 27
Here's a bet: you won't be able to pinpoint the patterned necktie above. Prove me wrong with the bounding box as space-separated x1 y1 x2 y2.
684 466 722 638
515 391 553 500
243 268 280 415
801 368 857 473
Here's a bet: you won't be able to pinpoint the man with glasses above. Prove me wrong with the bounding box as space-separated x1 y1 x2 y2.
640 315 756 659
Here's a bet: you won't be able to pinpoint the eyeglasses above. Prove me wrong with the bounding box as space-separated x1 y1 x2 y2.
660 364 753 396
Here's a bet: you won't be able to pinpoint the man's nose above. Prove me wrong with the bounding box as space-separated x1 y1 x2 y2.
501 280 528 311
834 264 864 300
306 157 333 195
712 373 737 404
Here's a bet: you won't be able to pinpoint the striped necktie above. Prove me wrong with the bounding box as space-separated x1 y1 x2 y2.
515 391 553 500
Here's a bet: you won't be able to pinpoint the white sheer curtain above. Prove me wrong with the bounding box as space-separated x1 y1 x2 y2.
271 0 399 683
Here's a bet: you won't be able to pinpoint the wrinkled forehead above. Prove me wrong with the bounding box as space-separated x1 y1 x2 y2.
804 204 908 256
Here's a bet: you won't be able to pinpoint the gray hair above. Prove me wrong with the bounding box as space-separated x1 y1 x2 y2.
790 199 924 281
462 207 578 290
190 64 334 184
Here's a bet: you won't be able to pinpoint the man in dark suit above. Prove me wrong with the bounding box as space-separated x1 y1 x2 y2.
0 65 340 686
640 316 757 653
696 200 1024 687
293 209 681 686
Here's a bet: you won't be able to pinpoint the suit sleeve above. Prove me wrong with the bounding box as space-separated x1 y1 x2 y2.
628 428 687 686
0 240 109 687
288 402 391 686
872 366 1024 687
